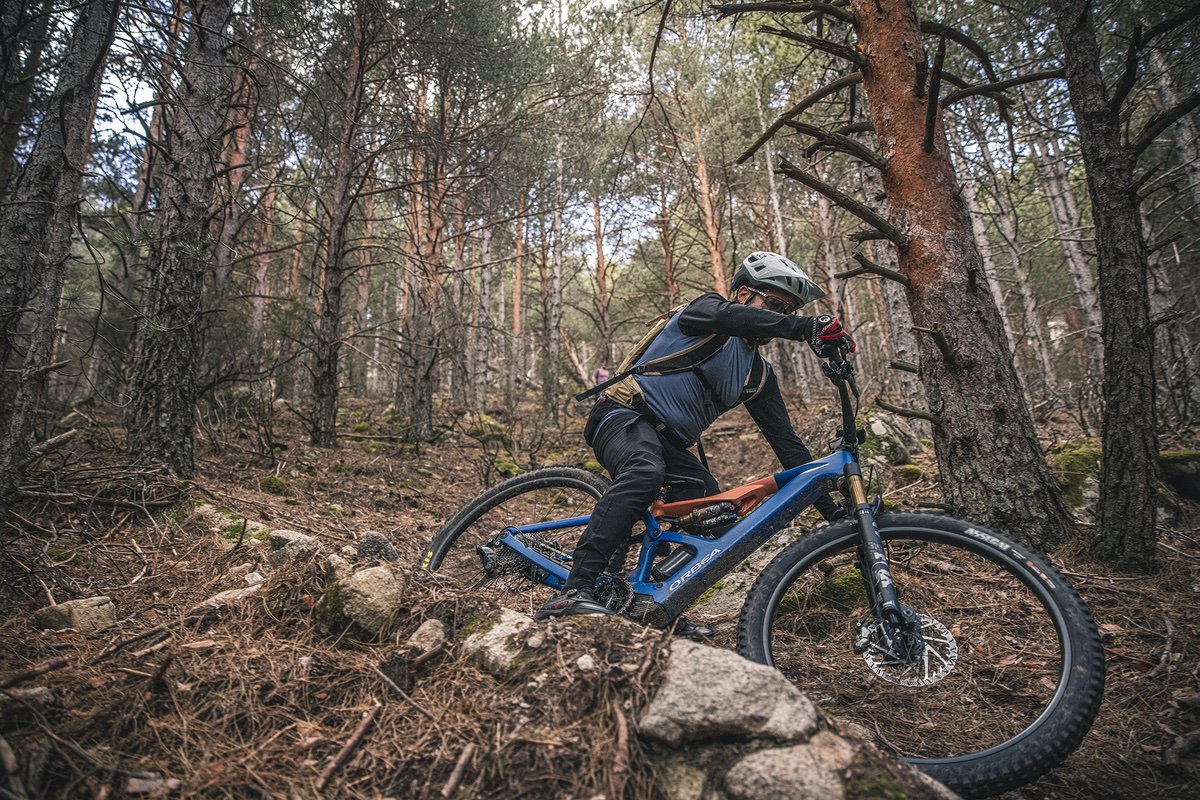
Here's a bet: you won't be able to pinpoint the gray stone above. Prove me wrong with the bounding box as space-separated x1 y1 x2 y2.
657 756 718 800
576 653 597 672
268 529 321 566
724 740 844 800
325 553 353 583
639 640 818 746
405 618 448 654
319 565 403 635
193 584 264 611
356 530 399 562
32 596 117 632
460 607 535 675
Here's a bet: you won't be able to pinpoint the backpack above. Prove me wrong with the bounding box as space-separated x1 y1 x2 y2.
573 301 729 404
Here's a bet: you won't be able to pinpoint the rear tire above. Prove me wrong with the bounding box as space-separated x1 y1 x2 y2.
422 467 608 612
737 513 1104 798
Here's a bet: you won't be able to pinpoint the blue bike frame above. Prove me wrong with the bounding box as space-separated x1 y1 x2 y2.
494 449 855 625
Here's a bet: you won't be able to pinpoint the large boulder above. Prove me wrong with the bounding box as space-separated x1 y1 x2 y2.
356 531 399 562
1160 450 1200 501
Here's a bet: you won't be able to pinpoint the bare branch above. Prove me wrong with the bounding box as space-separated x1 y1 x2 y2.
920 21 999 81
783 120 888 171
889 359 919 374
1131 90 1200 159
777 157 907 245
848 229 890 241
875 395 939 423
834 120 873 136
759 26 866 67
737 73 863 164
1111 24 1144 112
940 69 1065 107
924 36 947 153
854 251 909 285
712 2 855 25
913 324 958 365
1142 5 1200 45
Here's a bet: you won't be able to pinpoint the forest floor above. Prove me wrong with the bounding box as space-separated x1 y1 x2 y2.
0 392 1198 799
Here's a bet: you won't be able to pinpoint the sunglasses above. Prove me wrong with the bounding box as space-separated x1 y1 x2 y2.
746 288 798 315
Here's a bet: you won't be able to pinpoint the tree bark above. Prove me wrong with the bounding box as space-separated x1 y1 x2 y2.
125 0 233 475
0 0 52 198
846 0 1075 549
0 0 121 509
691 119 728 296
1053 0 1159 571
310 6 367 446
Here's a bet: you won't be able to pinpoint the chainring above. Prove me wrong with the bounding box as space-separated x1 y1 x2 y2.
856 614 958 687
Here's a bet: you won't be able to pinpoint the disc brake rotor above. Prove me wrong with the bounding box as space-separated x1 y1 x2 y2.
856 614 958 687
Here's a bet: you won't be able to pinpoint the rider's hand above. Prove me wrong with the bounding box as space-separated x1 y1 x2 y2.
808 315 857 357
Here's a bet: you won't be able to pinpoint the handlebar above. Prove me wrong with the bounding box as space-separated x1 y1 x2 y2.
821 349 861 453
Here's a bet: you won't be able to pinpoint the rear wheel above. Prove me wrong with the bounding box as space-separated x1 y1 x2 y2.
422 468 608 614
737 513 1104 798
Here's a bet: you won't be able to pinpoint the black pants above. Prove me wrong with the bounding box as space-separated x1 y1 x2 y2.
564 402 718 591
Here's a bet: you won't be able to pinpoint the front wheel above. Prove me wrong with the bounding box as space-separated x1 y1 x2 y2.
421 467 608 614
737 512 1104 798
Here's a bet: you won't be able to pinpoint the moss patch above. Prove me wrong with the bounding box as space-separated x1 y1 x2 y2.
582 459 605 476
259 475 289 495
892 464 923 487
1050 439 1101 507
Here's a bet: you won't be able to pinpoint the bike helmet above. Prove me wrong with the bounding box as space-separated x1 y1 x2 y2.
731 251 825 307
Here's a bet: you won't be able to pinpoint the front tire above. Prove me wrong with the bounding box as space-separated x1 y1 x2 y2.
737 512 1104 798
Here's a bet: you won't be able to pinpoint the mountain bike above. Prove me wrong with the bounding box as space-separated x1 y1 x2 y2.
421 353 1105 798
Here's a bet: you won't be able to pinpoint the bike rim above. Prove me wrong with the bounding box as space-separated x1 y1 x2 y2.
760 524 1072 766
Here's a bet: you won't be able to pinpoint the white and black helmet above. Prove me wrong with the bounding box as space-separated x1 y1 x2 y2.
731 251 825 307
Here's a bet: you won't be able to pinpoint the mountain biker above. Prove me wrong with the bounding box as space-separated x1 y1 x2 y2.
535 251 856 634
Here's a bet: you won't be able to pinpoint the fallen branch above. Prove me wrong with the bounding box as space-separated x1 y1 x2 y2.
370 663 436 720
316 700 382 791
441 743 476 798
0 657 70 690
888 359 919 374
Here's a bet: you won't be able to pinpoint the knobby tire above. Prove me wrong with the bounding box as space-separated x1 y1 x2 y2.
737 512 1104 798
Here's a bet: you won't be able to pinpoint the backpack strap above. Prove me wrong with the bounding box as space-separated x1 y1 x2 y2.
574 333 729 402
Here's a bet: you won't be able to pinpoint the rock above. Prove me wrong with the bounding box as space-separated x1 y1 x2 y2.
33 596 117 632
194 504 270 550
268 529 321 566
460 608 535 676
244 571 265 586
723 734 852 800
405 618 448 655
193 584 264 611
356 531 399 562
124 774 182 795
340 544 358 559
863 414 920 466
317 565 403 636
576 653 597 672
639 641 818 746
657 756 717 800
325 553 353 583
1160 450 1200 501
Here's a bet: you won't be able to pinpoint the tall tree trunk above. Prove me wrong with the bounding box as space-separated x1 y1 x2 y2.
0 0 52 198
592 193 613 366
310 6 366 447
506 206 524 405
963 105 1059 403
657 183 679 308
1143 207 1199 425
250 164 277 360
691 119 728 296
348 183 374 396
542 141 565 420
1053 0 1158 571
847 0 1074 549
0 0 121 509
1030 127 1104 417
125 0 232 475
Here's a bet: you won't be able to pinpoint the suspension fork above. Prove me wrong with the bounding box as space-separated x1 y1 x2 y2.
844 465 921 636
